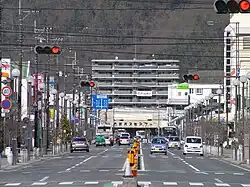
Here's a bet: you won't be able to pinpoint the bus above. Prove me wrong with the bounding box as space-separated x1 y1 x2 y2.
136 130 146 139
162 126 178 137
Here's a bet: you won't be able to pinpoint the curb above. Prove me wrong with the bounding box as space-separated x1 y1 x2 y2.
1 151 70 170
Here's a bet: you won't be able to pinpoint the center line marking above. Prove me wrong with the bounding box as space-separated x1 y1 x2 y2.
39 176 49 182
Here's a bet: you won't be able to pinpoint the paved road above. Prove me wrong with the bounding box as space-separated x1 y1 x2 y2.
1 143 250 186
137 144 250 187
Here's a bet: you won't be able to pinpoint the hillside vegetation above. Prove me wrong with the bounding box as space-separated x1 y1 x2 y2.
2 0 229 76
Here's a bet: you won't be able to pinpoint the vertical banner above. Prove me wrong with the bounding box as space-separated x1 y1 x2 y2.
49 108 55 121
33 73 44 91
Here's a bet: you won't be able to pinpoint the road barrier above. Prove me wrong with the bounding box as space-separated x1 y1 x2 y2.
122 139 141 187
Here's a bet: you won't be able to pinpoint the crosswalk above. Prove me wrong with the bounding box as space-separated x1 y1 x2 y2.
1 181 250 187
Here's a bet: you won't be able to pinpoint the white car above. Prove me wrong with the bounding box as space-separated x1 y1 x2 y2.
183 136 204 156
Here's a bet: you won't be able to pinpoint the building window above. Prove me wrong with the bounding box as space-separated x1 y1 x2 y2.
226 66 230 72
211 88 217 94
190 88 194 94
227 59 230 65
226 52 230 58
226 79 230 85
196 88 203 95
178 92 181 96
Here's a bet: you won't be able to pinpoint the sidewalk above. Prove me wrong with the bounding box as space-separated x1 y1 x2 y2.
204 145 250 170
0 146 70 170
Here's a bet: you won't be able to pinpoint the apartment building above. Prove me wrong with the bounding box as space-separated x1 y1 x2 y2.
91 58 180 109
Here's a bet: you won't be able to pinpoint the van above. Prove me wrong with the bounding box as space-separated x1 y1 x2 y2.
183 136 204 156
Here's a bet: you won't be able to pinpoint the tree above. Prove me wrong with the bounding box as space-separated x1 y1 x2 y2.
60 115 71 143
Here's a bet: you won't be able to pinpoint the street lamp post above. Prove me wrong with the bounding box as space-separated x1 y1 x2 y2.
240 75 249 164
209 93 214 145
73 100 78 136
216 88 223 156
11 68 20 165
39 83 45 155
51 88 57 154
59 92 65 152
26 75 33 160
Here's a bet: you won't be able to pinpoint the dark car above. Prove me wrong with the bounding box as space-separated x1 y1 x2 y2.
70 137 89 153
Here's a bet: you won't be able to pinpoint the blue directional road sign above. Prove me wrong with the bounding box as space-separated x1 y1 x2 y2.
92 94 109 110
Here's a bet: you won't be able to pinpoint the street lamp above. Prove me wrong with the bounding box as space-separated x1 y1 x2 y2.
39 83 45 91
59 92 65 116
240 75 249 163
26 75 34 85
12 69 20 78
11 68 20 165
216 88 223 156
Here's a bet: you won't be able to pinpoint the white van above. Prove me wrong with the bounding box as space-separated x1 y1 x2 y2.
183 136 204 156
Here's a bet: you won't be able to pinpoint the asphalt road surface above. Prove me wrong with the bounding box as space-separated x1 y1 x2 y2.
0 143 250 187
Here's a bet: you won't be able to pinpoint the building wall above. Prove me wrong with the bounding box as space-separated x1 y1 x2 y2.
92 58 180 108
224 14 250 120
168 83 225 105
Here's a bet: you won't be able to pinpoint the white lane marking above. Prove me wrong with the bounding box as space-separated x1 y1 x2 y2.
215 178 224 183
22 171 31 174
187 164 200 172
31 182 47 186
173 156 180 159
66 168 71 171
140 142 145 171
189 182 204 186
97 148 109 155
5 183 21 186
215 172 225 175
167 150 175 156
112 181 123 185
39 176 49 182
233 172 244 175
241 184 250 187
196 171 208 175
138 181 151 185
75 164 79 166
84 181 99 184
99 169 110 172
122 159 128 171
215 183 230 186
163 182 178 185
58 182 74 185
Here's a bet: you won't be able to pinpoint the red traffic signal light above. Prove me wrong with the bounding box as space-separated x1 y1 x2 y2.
193 74 200 80
89 81 95 87
34 45 61 55
80 80 95 87
183 74 200 81
214 0 250 13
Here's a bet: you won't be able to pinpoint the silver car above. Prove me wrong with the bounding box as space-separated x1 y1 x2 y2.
168 136 181 149
70 137 90 153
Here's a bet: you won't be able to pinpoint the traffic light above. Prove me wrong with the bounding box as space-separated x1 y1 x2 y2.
34 45 61 54
183 74 200 81
80 80 95 87
214 0 250 14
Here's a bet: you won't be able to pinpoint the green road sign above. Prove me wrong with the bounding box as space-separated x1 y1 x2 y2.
177 83 189 90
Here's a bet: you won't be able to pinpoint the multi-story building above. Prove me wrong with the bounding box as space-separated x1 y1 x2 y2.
224 14 250 119
91 58 180 109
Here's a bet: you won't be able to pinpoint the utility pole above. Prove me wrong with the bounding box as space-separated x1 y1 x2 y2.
72 52 77 137
56 56 60 149
18 0 23 147
0 0 3 152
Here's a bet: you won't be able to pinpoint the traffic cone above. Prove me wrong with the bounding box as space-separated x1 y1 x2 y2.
123 159 133 177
